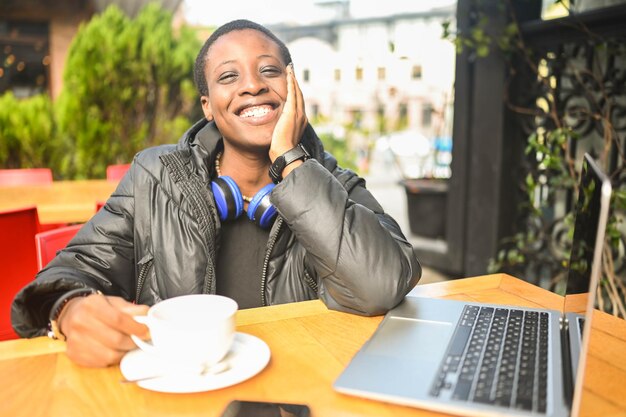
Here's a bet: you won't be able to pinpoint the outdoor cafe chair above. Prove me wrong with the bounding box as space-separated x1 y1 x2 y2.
0 168 53 186
35 224 83 271
106 164 131 182
0 206 40 340
0 167 67 231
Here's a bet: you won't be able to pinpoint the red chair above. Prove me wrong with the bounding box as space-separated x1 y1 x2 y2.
35 224 83 271
0 206 40 340
0 168 53 186
0 168 65 232
106 164 131 181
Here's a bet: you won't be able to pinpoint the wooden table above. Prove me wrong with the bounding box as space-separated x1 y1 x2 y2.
1 274 624 417
0 180 117 224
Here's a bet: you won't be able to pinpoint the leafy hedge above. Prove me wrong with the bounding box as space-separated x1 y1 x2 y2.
0 4 201 179
0 92 58 169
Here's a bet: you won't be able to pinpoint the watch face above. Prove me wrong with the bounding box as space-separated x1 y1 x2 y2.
269 144 310 184
269 156 286 184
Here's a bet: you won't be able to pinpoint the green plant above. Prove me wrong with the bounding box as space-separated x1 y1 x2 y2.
56 3 200 179
309 113 360 172
317 132 358 172
0 92 60 170
444 0 626 317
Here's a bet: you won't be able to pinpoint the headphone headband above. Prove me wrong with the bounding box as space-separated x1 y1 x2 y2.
211 176 277 228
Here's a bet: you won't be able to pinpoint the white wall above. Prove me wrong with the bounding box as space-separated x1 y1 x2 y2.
287 15 456 139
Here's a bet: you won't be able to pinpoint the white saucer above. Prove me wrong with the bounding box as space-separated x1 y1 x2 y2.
120 332 270 393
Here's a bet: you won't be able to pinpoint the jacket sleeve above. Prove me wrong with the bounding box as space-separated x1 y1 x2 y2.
10 165 139 338
270 158 422 316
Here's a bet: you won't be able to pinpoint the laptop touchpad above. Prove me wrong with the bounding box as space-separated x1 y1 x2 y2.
364 317 453 360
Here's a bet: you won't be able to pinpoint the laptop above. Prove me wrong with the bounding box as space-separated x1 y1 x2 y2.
334 153 612 417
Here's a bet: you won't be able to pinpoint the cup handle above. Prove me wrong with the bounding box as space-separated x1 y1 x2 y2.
130 315 156 353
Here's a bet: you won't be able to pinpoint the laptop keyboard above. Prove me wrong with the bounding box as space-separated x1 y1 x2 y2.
430 305 549 413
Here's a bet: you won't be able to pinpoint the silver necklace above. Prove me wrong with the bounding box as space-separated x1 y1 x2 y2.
215 152 253 203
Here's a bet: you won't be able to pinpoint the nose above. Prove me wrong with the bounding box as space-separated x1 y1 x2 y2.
239 69 268 96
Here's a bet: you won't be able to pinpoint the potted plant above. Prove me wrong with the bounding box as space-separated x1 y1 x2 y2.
384 130 452 239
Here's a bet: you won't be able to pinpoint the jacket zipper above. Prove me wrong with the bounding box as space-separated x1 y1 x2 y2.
160 150 218 297
303 269 318 293
202 191 220 295
135 257 154 302
260 217 283 306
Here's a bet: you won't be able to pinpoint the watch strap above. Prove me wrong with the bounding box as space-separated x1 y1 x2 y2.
48 287 99 340
269 143 310 184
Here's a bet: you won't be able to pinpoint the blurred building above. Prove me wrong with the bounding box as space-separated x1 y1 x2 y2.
0 0 183 99
270 5 456 140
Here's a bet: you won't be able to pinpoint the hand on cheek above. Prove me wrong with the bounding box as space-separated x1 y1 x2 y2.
269 64 308 163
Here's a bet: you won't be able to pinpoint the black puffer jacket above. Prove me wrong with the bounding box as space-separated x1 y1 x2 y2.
12 119 421 337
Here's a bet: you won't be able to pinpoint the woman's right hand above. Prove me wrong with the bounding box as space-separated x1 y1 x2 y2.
269 63 308 163
58 293 149 367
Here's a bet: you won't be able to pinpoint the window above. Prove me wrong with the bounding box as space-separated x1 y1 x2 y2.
398 103 408 119
377 105 386 133
334 68 341 81
0 20 49 97
351 109 363 129
311 103 319 118
303 68 310 82
377 67 386 80
422 103 433 128
355 66 363 81
412 65 422 80
397 102 408 130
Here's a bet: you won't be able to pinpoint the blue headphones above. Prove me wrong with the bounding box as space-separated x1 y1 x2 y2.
211 176 278 229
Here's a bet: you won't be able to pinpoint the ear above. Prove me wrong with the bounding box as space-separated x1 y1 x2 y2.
200 96 213 121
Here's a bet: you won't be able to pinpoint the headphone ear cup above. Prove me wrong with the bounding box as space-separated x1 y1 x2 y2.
247 183 277 228
211 176 244 221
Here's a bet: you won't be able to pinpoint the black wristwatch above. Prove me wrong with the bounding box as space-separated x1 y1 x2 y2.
48 288 99 340
269 143 311 184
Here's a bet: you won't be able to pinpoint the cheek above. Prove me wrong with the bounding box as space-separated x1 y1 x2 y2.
209 93 230 116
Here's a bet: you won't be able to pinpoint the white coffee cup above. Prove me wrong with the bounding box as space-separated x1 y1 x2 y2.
130 294 238 367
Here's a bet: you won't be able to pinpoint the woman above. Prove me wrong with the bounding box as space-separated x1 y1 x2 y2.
11 20 421 367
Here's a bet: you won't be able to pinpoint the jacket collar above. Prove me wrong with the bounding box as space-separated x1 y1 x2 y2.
194 120 222 157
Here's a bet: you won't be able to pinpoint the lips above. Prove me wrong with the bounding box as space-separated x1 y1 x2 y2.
235 100 279 115
234 102 280 126
239 105 273 118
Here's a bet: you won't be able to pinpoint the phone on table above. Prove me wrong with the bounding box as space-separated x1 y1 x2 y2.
219 400 311 417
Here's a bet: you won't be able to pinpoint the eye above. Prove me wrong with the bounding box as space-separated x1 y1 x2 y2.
261 66 281 76
217 72 237 83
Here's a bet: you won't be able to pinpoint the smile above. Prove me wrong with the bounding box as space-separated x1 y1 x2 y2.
238 105 274 119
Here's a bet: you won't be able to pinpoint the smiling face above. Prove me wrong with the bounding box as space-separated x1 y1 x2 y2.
201 29 288 152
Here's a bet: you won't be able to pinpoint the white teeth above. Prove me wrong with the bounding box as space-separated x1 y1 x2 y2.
240 106 270 118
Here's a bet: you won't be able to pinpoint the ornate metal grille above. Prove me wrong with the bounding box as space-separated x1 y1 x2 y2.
493 8 626 317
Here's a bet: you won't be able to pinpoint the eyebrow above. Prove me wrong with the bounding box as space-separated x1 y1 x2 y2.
213 54 279 72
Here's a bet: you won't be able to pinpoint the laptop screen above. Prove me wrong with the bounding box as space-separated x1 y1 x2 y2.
561 153 612 415
563 153 611 315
